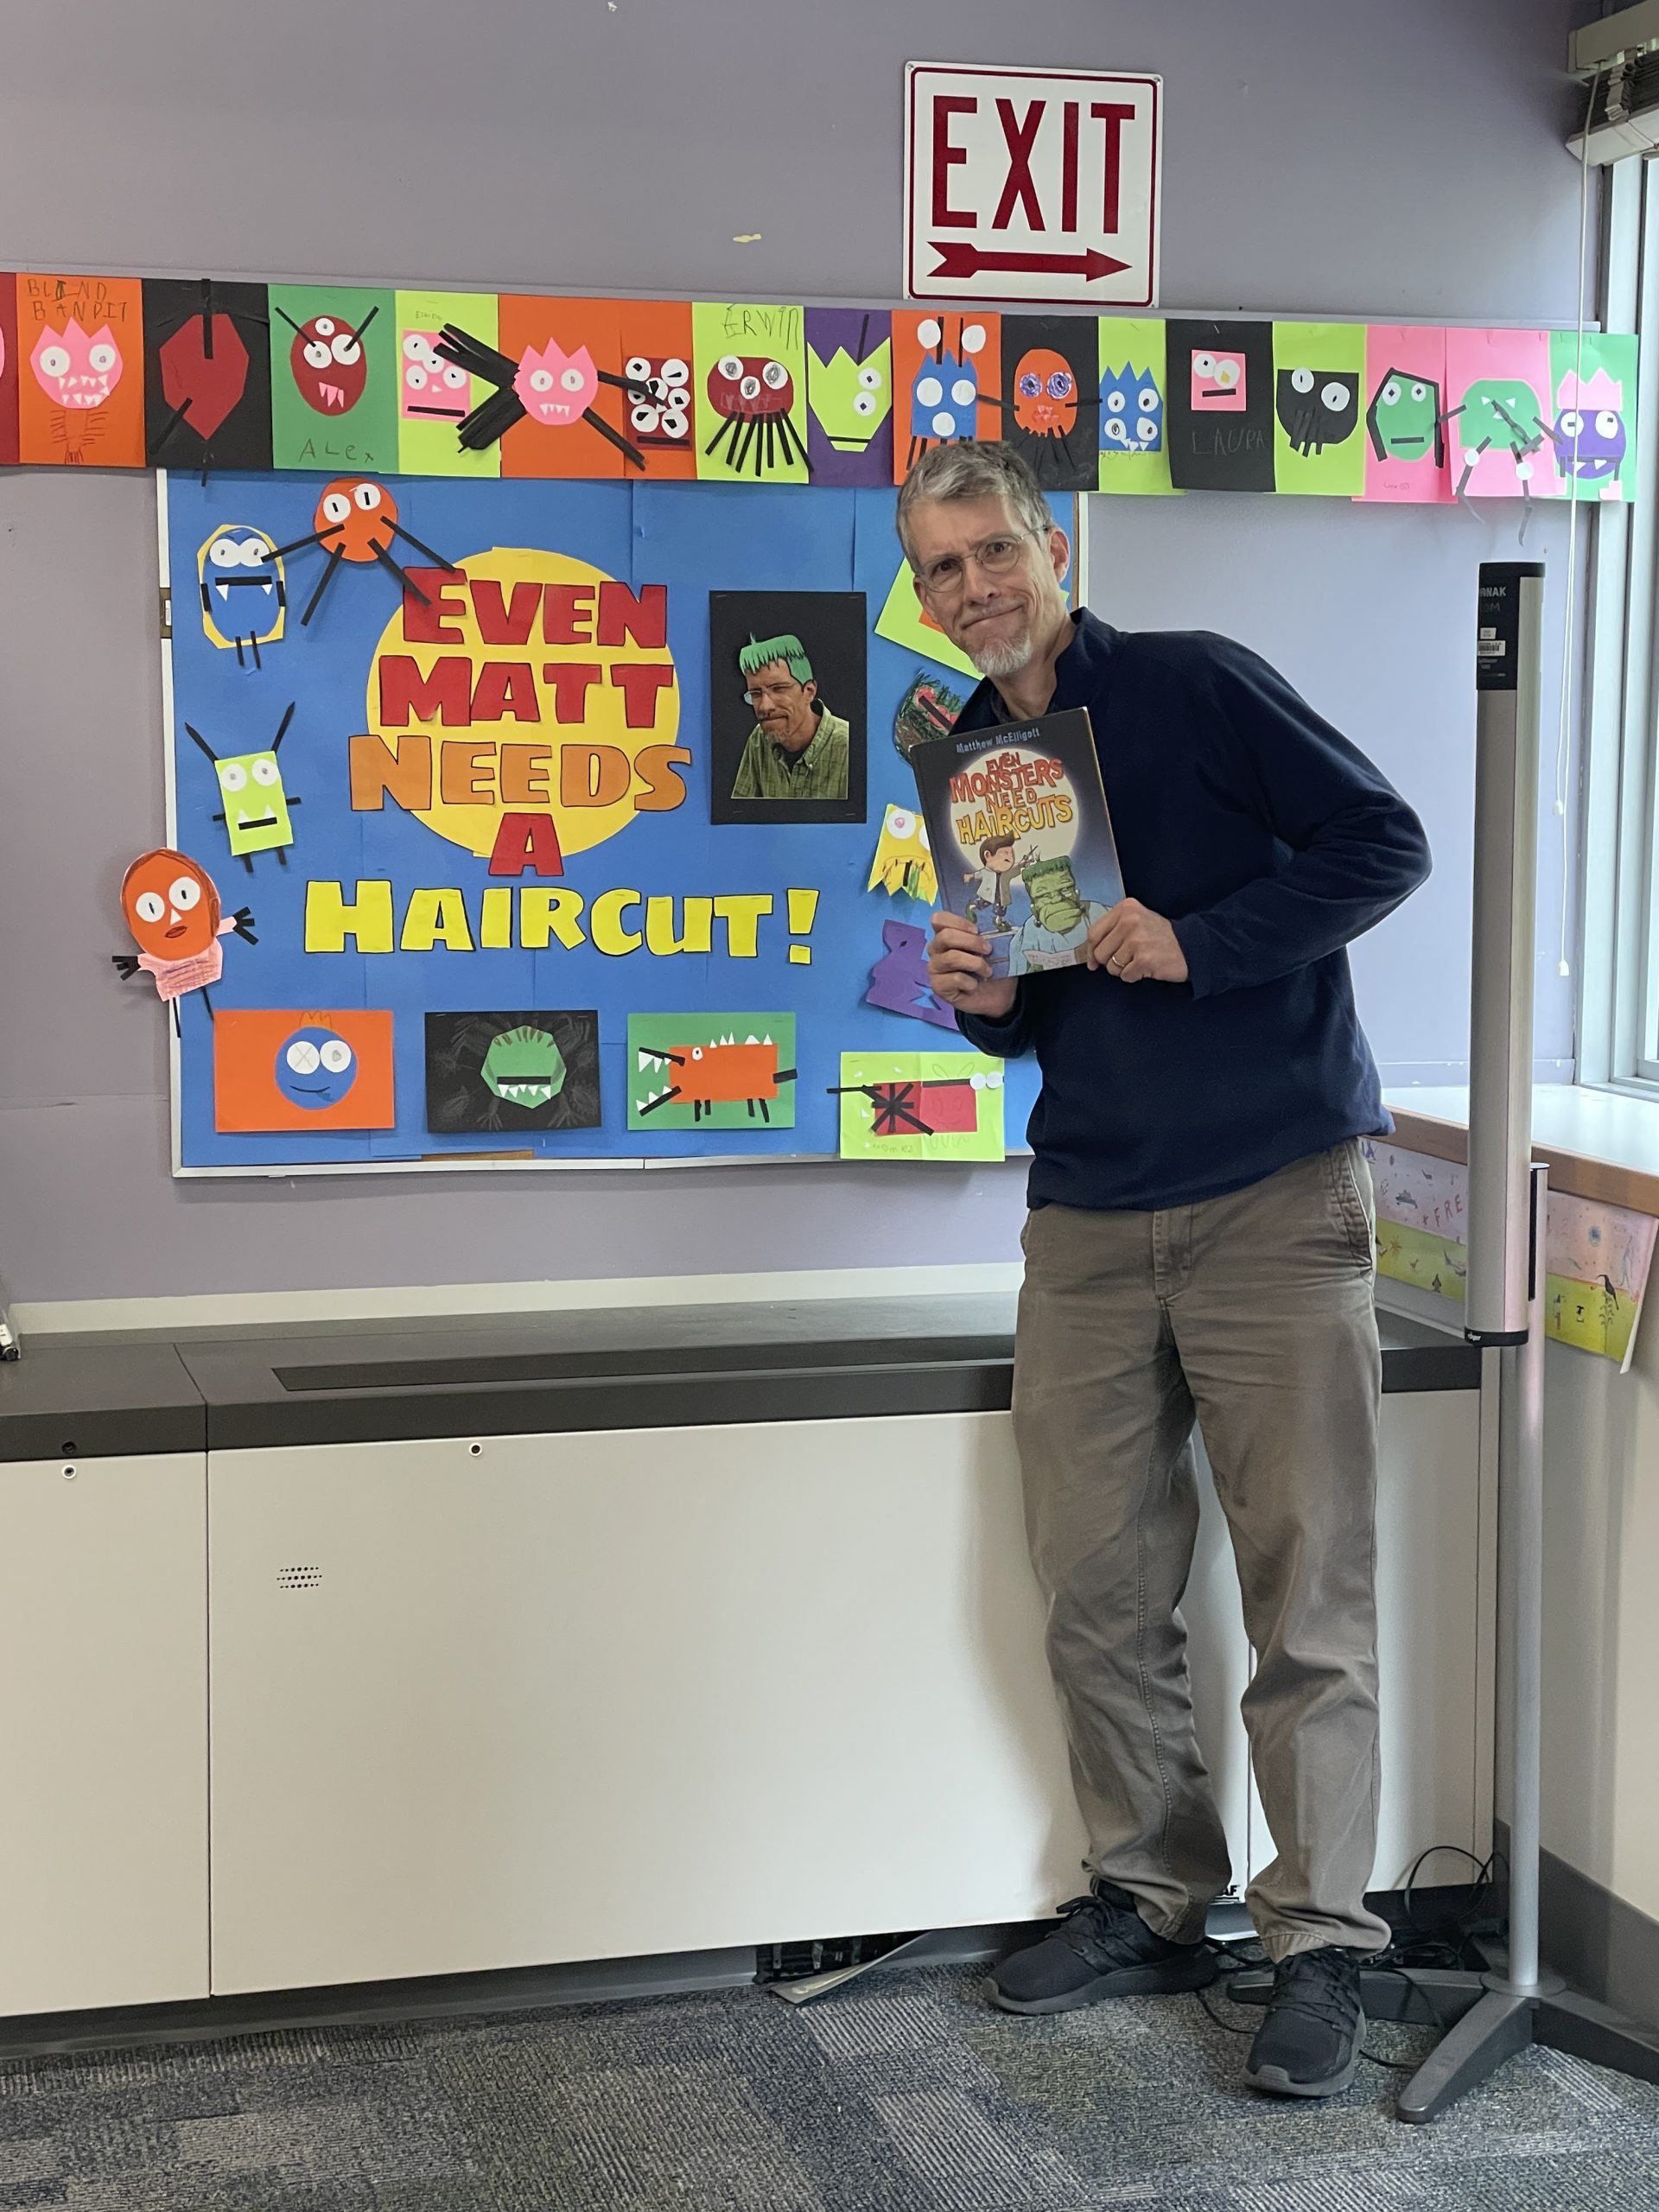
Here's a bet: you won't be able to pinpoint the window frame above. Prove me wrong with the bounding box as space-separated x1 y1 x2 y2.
1580 156 1659 1092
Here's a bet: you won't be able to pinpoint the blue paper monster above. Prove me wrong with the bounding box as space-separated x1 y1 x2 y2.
274 1025 359 1111
903 315 990 472
1100 361 1163 456
911 352 978 443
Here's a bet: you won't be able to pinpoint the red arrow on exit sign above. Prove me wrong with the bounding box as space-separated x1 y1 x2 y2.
928 242 1131 283
905 63 1161 308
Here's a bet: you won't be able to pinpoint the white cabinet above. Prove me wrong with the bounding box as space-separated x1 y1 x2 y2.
0 1452 208 2016
208 1414 1090 1993
207 1397 1486 1996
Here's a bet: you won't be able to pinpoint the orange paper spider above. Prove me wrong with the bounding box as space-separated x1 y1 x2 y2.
265 476 461 626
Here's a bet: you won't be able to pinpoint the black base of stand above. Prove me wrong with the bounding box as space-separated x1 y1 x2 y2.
1226 1963 1659 2121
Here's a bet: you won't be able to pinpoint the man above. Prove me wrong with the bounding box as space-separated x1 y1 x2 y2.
729 632 849 800
900 441 1430 2101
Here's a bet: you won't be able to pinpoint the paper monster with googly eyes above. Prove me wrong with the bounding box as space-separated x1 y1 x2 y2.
622 352 693 457
185 702 302 871
197 524 286 669
1165 320 1276 493
1547 368 1628 493
1100 362 1163 455
1366 367 1446 471
899 312 997 475
112 849 257 1033
275 1026 360 1112
428 321 655 468
1274 365 1359 459
806 308 893 486
29 316 125 463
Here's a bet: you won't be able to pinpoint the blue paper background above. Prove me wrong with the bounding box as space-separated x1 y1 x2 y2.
163 471 1044 1169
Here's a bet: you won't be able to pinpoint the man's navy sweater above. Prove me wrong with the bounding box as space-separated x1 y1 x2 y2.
954 610 1432 1213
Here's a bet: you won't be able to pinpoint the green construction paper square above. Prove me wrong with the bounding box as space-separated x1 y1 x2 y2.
1272 322 1368 495
627 1014 798 1132
874 556 982 680
1547 329 1638 501
1097 317 1179 495
395 289 501 479
269 285 399 474
692 303 809 484
835 1050 1005 1161
874 495 1076 680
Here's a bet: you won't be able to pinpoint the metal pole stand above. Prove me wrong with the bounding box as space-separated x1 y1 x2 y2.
1390 1161 1659 2122
1230 563 1659 2119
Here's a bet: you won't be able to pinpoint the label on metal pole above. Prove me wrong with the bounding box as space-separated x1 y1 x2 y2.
1476 563 1543 695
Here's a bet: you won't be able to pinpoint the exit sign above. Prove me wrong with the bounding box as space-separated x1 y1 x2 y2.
905 63 1161 308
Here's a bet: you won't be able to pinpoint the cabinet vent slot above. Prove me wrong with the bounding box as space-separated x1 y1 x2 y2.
276 1566 323 1590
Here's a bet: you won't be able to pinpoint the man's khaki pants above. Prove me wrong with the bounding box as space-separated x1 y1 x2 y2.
1011 1140 1392 1961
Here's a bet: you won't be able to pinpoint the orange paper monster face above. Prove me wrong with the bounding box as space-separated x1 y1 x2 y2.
314 476 400 562
121 849 221 962
1013 349 1077 438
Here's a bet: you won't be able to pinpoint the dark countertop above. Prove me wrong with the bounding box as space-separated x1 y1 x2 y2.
0 1295 1480 1459
0 1343 205 1462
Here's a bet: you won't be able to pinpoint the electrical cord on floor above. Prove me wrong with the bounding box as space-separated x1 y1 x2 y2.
1193 1844 1511 2075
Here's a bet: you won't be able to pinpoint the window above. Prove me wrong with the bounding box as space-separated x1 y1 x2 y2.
1581 157 1659 1090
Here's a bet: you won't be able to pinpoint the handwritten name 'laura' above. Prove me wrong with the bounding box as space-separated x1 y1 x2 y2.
1186 424 1267 457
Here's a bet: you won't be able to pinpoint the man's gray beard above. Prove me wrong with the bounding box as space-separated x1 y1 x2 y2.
967 626 1033 678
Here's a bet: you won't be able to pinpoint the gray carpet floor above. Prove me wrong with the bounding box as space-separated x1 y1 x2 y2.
3 1965 1659 2210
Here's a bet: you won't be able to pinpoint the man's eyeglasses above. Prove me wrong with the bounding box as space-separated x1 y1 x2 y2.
914 528 1040 599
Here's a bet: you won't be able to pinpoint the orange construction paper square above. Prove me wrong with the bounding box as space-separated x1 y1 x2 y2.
213 1007 395 1133
16 273 145 467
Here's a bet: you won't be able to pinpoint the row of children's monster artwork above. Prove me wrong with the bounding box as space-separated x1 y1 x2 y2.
0 272 1637 504
113 844 1003 1160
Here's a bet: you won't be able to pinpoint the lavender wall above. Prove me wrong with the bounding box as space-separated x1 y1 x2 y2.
0 0 1586 1302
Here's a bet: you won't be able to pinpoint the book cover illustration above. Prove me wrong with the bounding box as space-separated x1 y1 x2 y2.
907 706 1124 977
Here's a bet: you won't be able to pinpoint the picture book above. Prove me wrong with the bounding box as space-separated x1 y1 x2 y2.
907 706 1124 977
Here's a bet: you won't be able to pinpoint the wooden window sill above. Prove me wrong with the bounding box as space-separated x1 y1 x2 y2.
1382 1085 1659 1217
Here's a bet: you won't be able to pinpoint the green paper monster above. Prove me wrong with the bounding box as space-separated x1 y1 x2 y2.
1365 366 1446 467
807 337 893 453
1459 378 1545 461
481 1025 567 1109
186 703 302 871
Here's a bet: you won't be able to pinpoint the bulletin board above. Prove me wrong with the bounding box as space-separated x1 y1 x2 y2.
159 470 1065 1173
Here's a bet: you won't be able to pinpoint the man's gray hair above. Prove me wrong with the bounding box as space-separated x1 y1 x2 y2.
895 440 1054 567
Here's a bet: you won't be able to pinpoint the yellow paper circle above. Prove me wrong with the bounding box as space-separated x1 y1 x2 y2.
365 544 681 862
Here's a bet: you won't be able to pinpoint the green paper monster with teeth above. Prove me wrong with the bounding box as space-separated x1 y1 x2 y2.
481 1025 567 1109
807 336 893 453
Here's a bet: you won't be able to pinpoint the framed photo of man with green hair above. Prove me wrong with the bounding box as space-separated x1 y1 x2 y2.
709 590 868 824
